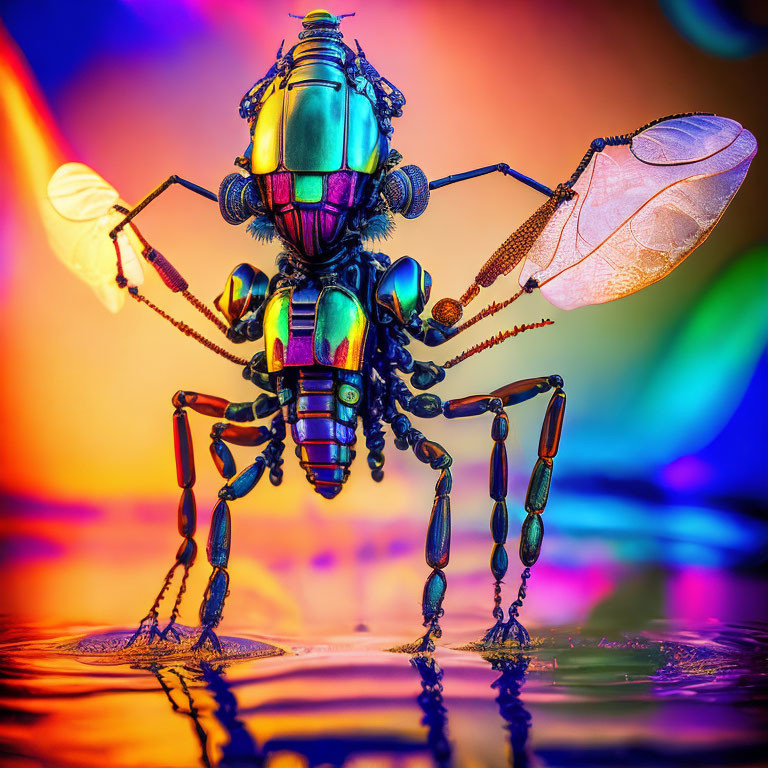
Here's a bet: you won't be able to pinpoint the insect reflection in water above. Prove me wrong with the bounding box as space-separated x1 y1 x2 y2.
140 654 531 768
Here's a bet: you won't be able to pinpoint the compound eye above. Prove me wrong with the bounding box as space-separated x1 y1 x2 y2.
382 165 429 219
219 173 262 225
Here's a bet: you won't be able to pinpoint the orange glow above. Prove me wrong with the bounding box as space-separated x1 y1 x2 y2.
0 27 65 197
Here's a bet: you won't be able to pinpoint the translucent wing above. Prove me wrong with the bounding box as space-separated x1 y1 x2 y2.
47 162 120 221
519 115 757 310
44 162 144 312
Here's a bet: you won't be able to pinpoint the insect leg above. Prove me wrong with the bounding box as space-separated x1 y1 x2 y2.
175 390 280 422
126 391 280 646
364 418 386 482
165 414 285 639
442 375 566 645
391 413 452 653
159 394 278 641
193 435 282 653
154 422 264 642
125 401 199 647
209 413 285 484
266 414 286 487
488 404 511 639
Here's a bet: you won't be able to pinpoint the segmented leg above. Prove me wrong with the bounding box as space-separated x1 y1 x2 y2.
488 402 511 638
125 403 198 647
193 435 282 653
443 375 566 645
125 390 279 647
266 414 286 486
364 416 386 482
391 413 452 653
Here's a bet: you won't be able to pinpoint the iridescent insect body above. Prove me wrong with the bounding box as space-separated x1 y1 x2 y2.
46 10 757 653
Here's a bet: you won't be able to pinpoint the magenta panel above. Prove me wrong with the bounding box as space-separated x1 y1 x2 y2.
326 171 353 206
320 211 337 241
300 209 316 258
270 173 293 205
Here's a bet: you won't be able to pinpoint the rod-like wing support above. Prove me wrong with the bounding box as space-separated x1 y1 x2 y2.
429 163 554 198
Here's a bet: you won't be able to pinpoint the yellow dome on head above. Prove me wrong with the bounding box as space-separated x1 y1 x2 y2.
303 9 336 24
289 9 354 36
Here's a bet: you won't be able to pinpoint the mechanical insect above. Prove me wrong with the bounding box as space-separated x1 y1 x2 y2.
45 10 757 653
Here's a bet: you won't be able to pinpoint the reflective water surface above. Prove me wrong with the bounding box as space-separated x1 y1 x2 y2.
1 622 765 768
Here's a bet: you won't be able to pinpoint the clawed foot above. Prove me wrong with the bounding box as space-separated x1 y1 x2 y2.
414 632 436 654
124 617 183 648
192 625 222 654
482 617 530 648
502 617 530 647
124 616 159 648
157 621 182 643
483 618 506 646
389 625 440 655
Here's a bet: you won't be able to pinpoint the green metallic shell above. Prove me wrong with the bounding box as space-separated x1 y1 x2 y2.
347 90 381 172
375 256 433 324
250 80 282 174
519 513 544 567
525 457 553 513
214 263 269 326
250 38 383 175
315 286 368 370
284 65 345 172
263 288 291 372
263 286 369 373
294 173 324 203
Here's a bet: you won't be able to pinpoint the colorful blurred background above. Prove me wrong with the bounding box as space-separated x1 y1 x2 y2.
1 0 767 638
0 1 767 764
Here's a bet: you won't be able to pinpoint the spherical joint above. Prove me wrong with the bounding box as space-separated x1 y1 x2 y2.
219 173 262 225
431 297 463 327
382 165 430 219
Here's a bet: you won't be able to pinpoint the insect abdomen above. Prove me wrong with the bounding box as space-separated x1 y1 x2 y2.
289 369 362 499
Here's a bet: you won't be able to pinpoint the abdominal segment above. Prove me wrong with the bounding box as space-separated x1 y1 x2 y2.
280 368 362 499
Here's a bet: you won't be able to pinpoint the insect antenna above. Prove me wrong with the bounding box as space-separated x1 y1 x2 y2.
431 185 574 328
441 319 554 369
112 224 249 367
113 206 230 336
449 286 529 336
127 288 249 366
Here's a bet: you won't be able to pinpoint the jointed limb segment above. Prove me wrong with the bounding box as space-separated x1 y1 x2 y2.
109 175 217 241
195 497 232 653
428 162 554 198
126 390 283 650
441 374 566 646
391 413 452 653
193 438 282 652
485 401 511 642
126 404 199 647
173 390 280 422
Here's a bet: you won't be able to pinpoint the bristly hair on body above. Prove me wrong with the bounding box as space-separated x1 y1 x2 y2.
360 211 395 242
247 214 276 242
